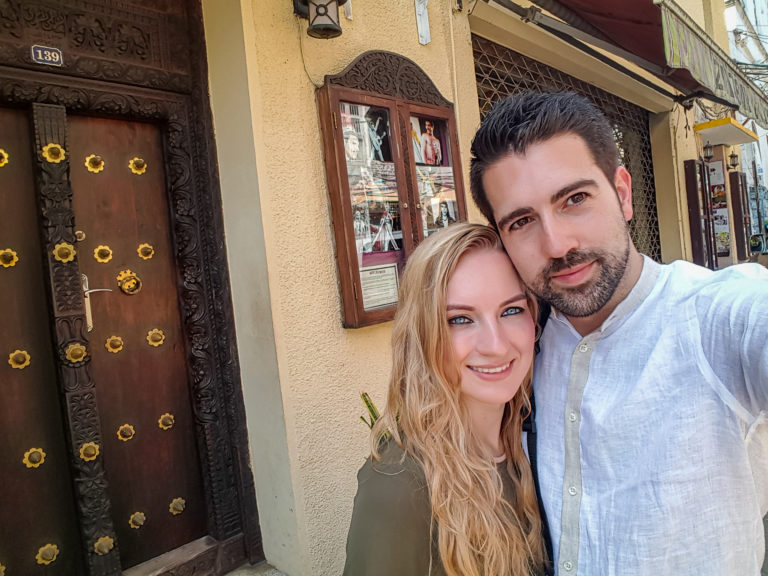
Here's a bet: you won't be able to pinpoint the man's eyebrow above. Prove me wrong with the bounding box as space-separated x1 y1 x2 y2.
550 179 598 204
495 178 598 230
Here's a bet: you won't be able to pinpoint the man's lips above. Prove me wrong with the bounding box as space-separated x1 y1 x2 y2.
549 261 595 286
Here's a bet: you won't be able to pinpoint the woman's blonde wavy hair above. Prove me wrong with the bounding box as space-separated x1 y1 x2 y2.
371 222 547 576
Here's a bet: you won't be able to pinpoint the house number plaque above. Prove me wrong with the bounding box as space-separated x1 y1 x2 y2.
31 45 63 67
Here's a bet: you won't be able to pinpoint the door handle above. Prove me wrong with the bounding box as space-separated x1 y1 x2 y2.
82 274 113 332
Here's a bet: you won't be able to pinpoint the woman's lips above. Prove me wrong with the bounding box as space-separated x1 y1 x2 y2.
468 360 514 379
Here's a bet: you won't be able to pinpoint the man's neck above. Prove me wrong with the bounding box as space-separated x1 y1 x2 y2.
565 247 644 337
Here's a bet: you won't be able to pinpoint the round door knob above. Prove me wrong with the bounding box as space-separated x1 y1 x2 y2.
138 243 155 260
129 512 146 529
94 246 113 263
23 447 46 468
75 230 86 242
116 269 142 295
9 349 31 369
42 143 65 163
129 157 147 175
94 536 114 555
158 413 175 430
65 343 87 363
79 442 99 461
169 497 186 515
147 329 165 347
105 336 123 353
85 154 105 173
36 543 59 565
52 242 76 263
117 424 135 441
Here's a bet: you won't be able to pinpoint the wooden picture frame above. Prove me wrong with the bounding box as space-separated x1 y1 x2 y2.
318 52 467 328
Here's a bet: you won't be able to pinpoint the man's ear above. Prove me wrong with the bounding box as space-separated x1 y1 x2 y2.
614 166 633 222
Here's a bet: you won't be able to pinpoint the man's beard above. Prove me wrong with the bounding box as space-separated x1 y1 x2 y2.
526 237 630 318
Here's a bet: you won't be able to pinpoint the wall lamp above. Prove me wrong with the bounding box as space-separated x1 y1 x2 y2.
702 141 714 162
293 0 349 39
728 150 739 171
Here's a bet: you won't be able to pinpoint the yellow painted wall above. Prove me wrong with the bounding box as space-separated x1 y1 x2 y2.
202 1 724 574
204 1 480 574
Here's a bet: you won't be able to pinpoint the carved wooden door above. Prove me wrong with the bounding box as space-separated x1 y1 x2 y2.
0 104 227 574
0 1 261 573
67 115 208 569
0 107 86 575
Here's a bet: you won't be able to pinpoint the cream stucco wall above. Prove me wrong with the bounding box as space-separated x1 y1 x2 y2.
203 1 480 574
201 1 727 574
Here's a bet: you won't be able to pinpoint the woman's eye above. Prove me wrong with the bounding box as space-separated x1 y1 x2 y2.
448 315 472 326
501 306 523 317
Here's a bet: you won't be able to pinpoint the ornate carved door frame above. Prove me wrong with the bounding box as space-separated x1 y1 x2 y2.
0 2 261 574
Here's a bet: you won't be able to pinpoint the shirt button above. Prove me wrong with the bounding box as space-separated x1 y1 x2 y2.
569 412 577 422
563 560 574 571
568 486 577 496
578 344 589 353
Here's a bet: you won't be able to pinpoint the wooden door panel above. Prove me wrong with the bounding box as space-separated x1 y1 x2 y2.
68 115 206 569
0 108 84 574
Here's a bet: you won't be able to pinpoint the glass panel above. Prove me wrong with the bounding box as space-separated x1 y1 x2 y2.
341 101 404 311
410 115 458 237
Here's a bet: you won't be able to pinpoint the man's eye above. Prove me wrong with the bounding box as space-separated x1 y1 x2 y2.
501 306 523 317
567 192 587 205
448 315 471 326
509 216 532 231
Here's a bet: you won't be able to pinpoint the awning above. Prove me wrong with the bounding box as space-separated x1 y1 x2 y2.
528 0 768 128
694 117 758 146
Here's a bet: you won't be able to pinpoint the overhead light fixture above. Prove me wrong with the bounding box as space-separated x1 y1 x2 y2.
293 0 349 39
728 150 739 171
702 141 714 162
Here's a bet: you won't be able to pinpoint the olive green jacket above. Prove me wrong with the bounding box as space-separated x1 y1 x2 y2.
342 441 518 576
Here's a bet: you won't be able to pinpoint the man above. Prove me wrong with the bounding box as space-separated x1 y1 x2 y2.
344 128 360 162
469 91 768 575
421 120 442 166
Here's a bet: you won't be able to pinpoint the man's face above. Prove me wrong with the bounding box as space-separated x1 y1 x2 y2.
345 134 359 160
425 121 434 135
482 133 633 318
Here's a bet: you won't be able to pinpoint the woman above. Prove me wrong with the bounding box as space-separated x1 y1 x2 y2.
343 223 548 576
434 201 456 228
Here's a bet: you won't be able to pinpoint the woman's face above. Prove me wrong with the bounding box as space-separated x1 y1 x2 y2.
445 247 535 410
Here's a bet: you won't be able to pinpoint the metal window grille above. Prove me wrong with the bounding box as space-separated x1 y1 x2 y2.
473 35 662 261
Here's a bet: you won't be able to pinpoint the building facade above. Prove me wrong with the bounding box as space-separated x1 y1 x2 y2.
0 1 765 575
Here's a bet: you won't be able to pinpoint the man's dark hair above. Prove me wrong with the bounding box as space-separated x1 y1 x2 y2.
469 92 620 226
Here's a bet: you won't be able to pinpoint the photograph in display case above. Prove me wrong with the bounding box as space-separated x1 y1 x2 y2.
319 54 468 327
415 165 458 237
410 116 448 167
341 101 404 310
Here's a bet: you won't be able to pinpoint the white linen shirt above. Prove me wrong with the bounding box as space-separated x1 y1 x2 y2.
534 256 768 575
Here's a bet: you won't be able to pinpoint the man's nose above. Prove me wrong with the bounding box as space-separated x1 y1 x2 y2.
540 218 578 259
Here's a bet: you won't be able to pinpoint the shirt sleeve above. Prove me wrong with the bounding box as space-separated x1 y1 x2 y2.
342 457 435 576
697 265 768 416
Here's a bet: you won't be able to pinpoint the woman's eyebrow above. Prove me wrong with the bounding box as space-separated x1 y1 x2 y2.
446 293 526 311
